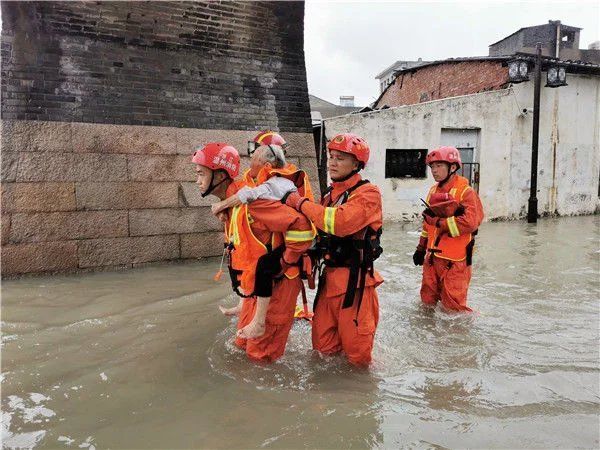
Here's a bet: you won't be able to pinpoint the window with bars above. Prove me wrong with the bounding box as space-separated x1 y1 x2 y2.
385 149 427 178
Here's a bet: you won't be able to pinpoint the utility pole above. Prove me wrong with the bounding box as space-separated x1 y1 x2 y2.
527 43 542 224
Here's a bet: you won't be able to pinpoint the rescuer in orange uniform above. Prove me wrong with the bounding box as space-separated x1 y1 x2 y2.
282 133 384 367
412 146 484 312
193 142 314 362
211 132 315 333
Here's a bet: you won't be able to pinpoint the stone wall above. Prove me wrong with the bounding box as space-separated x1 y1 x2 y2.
1 120 318 276
0 1 316 276
0 1 311 132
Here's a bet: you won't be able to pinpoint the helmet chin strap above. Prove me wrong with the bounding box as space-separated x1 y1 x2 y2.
332 168 360 183
438 163 459 187
201 172 229 198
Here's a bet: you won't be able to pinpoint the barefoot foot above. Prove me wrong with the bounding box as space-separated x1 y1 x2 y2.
236 321 266 339
219 304 242 316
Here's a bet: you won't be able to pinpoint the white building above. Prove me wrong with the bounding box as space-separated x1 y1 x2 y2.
324 71 600 221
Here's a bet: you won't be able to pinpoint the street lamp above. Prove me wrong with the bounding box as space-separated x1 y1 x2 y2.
546 64 568 88
524 44 568 223
508 58 530 83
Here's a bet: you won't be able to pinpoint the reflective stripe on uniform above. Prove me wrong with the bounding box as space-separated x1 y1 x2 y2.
426 186 436 203
324 207 336 234
460 186 471 201
447 216 460 237
230 206 242 246
421 230 428 238
285 228 316 242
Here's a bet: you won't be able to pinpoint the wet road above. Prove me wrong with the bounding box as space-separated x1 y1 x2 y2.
2 215 599 449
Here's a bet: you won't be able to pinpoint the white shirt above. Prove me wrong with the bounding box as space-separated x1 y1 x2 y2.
237 177 297 203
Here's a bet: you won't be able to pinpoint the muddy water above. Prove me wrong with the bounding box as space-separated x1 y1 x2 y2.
2 216 599 449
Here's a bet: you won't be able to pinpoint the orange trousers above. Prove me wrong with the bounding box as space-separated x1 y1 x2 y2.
312 286 379 367
234 276 301 362
420 256 472 312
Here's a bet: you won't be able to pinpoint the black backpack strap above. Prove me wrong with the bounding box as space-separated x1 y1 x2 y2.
320 185 333 203
342 247 362 309
346 179 370 195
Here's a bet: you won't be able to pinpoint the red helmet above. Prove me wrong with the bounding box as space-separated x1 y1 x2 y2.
327 133 370 164
426 146 461 168
248 130 287 155
192 142 240 179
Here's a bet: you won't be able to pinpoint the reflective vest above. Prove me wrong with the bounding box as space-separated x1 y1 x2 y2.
227 204 270 296
424 175 472 261
226 166 316 296
314 179 383 310
243 163 315 201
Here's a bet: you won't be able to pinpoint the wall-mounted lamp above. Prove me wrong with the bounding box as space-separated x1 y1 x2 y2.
545 64 567 88
508 58 530 83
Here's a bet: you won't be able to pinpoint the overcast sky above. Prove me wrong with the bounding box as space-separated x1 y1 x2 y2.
304 0 600 107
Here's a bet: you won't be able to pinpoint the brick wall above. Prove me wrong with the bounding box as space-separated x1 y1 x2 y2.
1 120 318 276
376 61 510 108
0 1 317 276
0 1 311 132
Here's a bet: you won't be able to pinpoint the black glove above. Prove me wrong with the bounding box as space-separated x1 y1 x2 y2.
413 248 426 266
423 207 436 217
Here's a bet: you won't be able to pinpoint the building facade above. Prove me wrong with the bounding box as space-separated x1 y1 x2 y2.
489 20 600 64
324 72 600 221
1 1 317 276
375 58 428 94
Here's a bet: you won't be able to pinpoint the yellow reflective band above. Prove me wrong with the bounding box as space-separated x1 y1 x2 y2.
285 229 315 242
324 207 336 234
421 230 428 238
257 131 275 144
447 216 460 237
460 186 471 201
449 188 457 198
230 206 241 246
426 186 435 203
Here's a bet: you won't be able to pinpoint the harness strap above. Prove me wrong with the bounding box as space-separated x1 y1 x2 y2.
353 265 369 326
312 263 326 313
342 247 361 309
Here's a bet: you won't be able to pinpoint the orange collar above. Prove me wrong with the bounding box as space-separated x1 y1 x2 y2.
330 173 362 203
436 175 468 193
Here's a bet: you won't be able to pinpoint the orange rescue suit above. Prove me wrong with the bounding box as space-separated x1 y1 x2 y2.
243 163 315 203
224 179 315 362
420 175 484 311
298 173 384 367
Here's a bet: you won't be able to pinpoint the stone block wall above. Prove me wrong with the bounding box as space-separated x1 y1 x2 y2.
1 120 318 276
1 1 316 276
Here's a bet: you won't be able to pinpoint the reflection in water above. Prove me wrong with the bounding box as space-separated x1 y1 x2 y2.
1 216 599 448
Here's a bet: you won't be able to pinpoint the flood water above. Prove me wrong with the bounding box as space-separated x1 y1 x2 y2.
2 215 599 449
